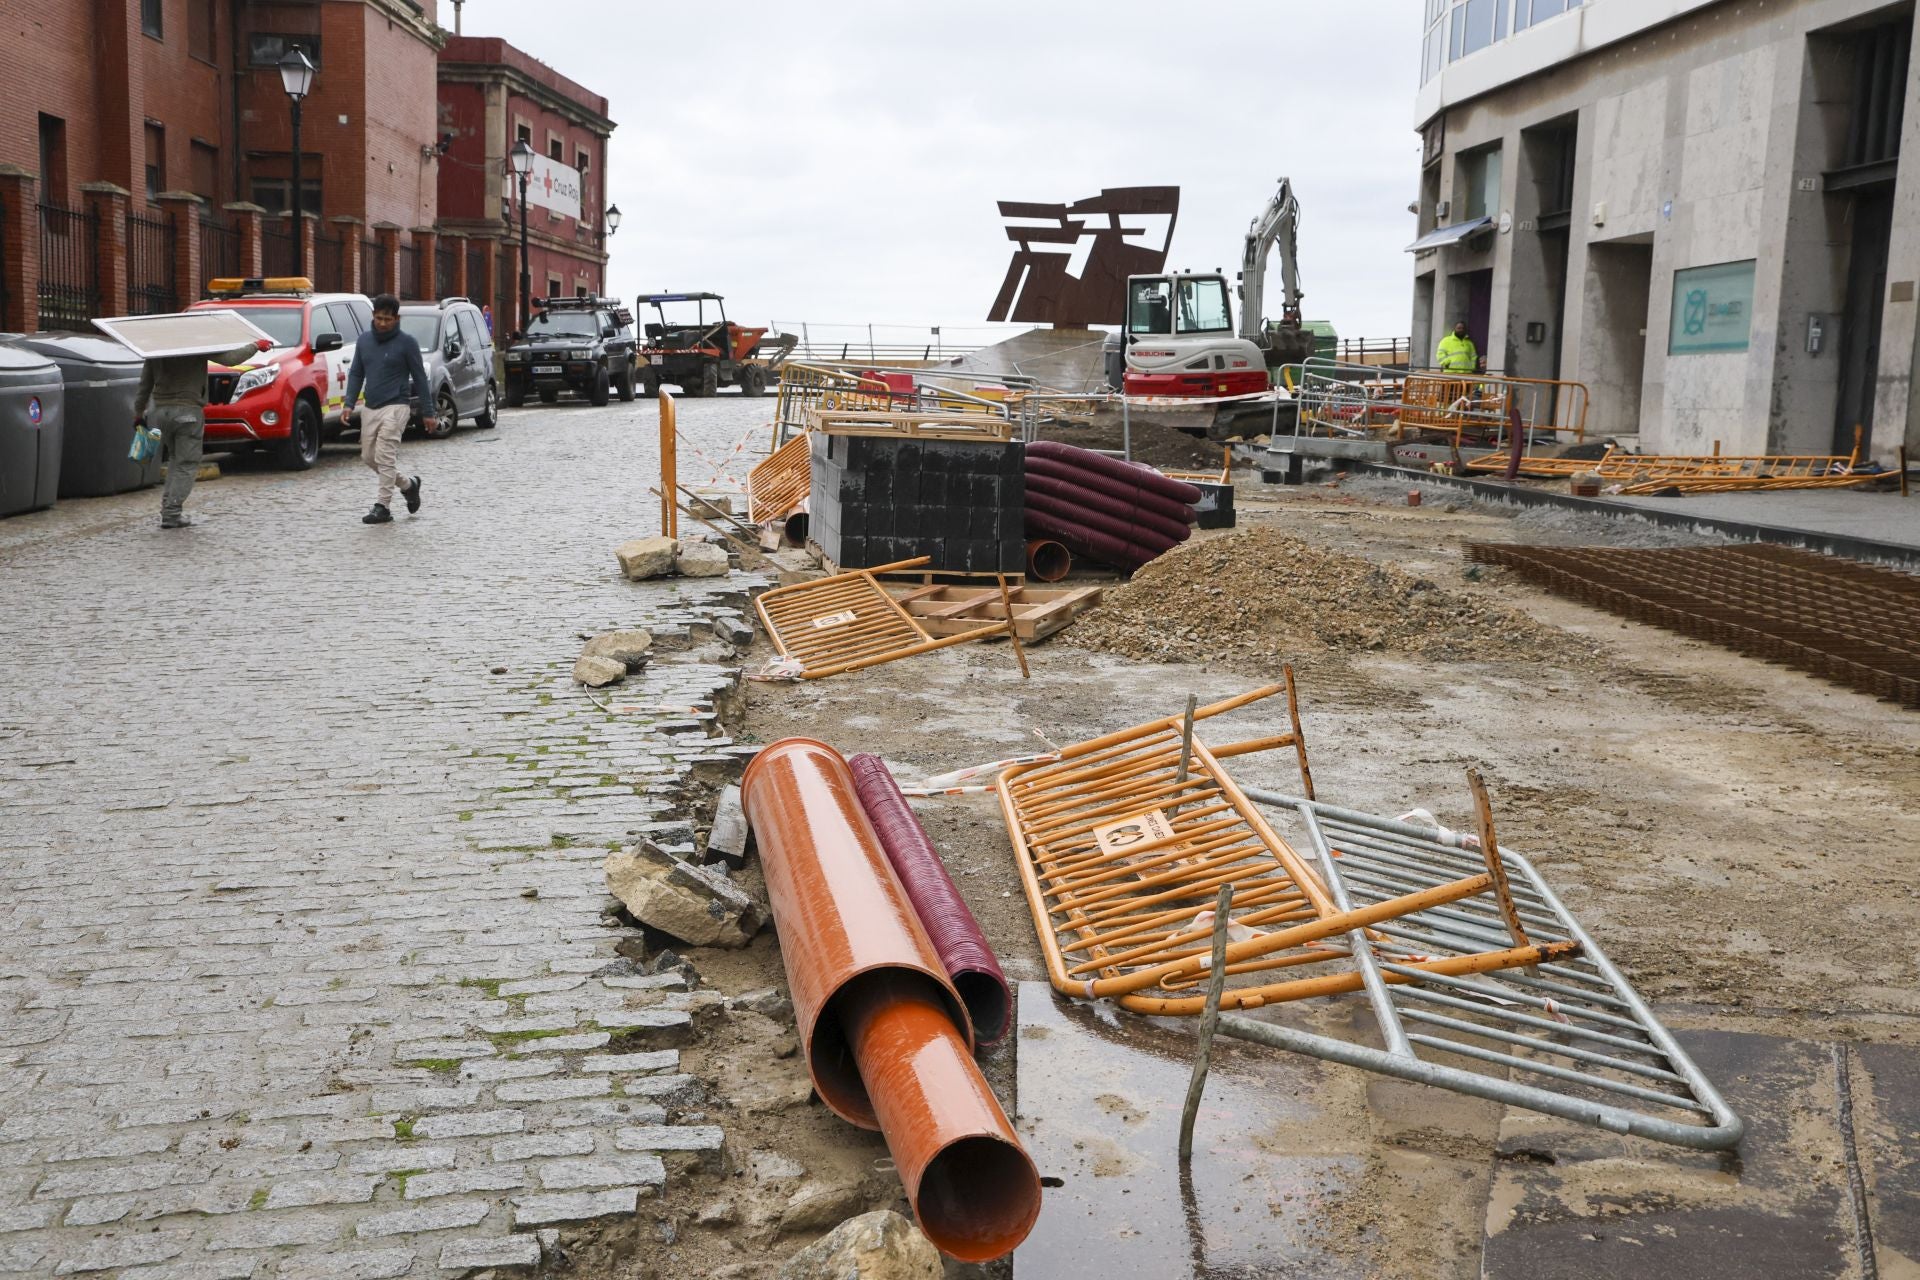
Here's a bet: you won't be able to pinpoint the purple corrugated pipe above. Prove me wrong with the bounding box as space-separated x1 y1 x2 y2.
1025 455 1198 526
1025 491 1181 556
1024 506 1156 572
1026 440 1205 504
847 753 1013 1047
1024 473 1194 546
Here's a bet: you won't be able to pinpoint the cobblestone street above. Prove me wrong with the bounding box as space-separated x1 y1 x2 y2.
0 397 772 1279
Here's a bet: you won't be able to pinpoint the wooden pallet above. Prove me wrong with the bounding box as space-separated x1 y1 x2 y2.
887 584 1103 641
806 407 1014 442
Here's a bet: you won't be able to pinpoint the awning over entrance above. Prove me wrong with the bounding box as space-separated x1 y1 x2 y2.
1405 217 1494 253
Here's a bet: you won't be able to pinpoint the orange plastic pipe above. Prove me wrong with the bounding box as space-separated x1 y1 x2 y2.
741 739 1041 1261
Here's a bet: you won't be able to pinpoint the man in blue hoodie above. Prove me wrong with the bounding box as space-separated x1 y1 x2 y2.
343 293 436 524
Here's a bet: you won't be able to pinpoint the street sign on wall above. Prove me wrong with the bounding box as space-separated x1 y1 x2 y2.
526 153 583 221
1669 259 1756 355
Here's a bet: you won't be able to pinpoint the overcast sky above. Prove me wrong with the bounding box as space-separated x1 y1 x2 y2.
449 1 1423 347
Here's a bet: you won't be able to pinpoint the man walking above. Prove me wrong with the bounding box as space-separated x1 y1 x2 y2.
344 293 435 524
1435 320 1481 374
134 336 270 529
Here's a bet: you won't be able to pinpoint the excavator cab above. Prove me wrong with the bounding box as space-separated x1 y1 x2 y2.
1121 272 1269 398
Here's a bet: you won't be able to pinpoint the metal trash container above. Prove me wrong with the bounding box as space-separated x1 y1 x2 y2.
0 333 155 498
0 346 63 517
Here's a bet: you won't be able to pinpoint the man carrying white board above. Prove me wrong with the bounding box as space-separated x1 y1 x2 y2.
135 336 271 529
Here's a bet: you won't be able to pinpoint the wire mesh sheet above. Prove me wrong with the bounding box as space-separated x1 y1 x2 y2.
91 309 272 359
1238 789 1743 1149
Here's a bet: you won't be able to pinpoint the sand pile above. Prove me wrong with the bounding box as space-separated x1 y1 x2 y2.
1065 528 1586 666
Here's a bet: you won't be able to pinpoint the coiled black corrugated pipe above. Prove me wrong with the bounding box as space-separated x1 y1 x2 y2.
847 753 1013 1047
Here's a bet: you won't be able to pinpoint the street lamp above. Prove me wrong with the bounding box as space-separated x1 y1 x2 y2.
508 137 534 334
604 204 621 236
278 48 315 275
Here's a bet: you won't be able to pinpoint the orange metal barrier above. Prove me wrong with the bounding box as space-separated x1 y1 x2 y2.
742 740 1041 1261
996 678 1575 1017
754 556 1028 680
748 430 811 524
657 390 678 540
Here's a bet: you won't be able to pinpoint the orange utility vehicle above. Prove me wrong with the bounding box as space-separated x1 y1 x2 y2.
634 292 796 398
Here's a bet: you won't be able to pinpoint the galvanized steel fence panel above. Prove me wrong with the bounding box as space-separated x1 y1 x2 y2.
126 210 177 315
37 203 98 331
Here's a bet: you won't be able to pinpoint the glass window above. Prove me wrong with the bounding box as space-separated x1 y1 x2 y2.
237 307 306 348
526 310 600 337
324 303 362 338
1495 0 1508 42
456 309 485 349
1450 5 1466 60
1128 280 1173 334
1461 0 1496 56
1175 278 1232 334
1459 146 1503 220
247 33 320 67
141 0 162 38
399 314 441 347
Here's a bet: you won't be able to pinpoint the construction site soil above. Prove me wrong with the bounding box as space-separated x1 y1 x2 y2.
708 468 1920 1279
1033 415 1229 471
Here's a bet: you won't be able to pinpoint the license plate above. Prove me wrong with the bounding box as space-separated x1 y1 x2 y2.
533 365 562 374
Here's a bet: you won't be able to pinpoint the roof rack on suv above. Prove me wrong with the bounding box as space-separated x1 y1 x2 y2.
534 295 620 311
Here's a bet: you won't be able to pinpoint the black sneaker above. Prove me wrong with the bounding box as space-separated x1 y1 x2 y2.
160 513 195 529
362 503 393 524
402 476 423 515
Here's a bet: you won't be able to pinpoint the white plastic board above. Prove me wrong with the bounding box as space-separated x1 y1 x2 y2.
91 310 273 359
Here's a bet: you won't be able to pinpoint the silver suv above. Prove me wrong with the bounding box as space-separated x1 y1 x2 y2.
397 298 499 437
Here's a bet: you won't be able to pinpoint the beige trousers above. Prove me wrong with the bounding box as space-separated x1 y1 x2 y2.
359 404 412 507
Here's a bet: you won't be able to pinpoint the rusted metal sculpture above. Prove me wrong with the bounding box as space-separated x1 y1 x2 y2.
987 186 1179 327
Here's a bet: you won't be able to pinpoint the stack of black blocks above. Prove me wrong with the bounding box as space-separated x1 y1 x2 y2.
810 434 1025 574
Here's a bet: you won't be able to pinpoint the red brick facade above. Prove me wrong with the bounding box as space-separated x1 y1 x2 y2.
0 2 613 332
436 36 615 327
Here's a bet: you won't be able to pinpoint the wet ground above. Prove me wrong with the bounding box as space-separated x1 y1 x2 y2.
739 468 1920 1279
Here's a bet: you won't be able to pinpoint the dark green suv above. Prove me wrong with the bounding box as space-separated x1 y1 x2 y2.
503 296 638 407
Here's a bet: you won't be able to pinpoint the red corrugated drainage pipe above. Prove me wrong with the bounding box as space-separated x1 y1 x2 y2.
847 753 1013 1046
1026 538 1071 582
1027 439 1205 504
1025 472 1194 546
1026 455 1199 528
1026 491 1181 557
1025 506 1156 573
741 739 1041 1261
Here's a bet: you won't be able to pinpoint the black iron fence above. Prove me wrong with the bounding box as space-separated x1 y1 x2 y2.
435 241 457 300
37 203 98 331
127 210 178 315
396 242 419 299
262 219 297 279
0 194 8 325
494 245 515 334
314 223 346 293
362 237 387 297
200 213 241 283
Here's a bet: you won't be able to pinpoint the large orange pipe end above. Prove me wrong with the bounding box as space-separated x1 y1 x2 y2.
743 739 1041 1260
844 975 1041 1261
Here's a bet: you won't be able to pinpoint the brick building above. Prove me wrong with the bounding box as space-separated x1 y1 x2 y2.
0 1 613 335
436 36 616 330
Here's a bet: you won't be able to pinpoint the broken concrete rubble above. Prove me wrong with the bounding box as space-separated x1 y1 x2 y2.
604 841 763 949
581 628 654 670
572 654 627 688
675 540 733 578
701 784 751 870
777 1178 867 1234
616 535 679 580
775 1210 941 1280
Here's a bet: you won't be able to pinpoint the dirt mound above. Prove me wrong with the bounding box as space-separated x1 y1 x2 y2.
1064 527 1587 667
1036 412 1227 472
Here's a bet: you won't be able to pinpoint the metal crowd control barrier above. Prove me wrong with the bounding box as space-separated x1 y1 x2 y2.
774 363 892 445
754 556 1028 680
996 682 1743 1151
748 431 811 524
1235 787 1743 1150
1286 365 1587 448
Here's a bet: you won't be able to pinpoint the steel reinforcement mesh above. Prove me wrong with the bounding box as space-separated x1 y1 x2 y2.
1467 542 1920 707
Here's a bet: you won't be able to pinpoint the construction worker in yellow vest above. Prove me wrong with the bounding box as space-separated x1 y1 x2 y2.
1436 321 1480 374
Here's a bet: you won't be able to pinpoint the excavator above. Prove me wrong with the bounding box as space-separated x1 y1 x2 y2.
1117 178 1314 422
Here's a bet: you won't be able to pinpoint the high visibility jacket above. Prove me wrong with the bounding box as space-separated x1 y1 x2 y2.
1436 332 1479 373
